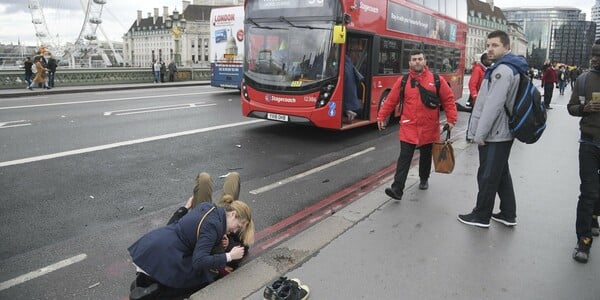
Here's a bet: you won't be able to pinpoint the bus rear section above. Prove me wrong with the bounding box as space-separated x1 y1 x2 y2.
210 6 244 89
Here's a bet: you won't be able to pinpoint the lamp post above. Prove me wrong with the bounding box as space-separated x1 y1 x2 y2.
165 9 186 66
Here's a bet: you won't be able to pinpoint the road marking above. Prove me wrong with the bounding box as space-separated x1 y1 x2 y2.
0 120 32 129
0 254 87 292
0 119 265 168
103 103 216 116
0 91 231 111
249 147 376 195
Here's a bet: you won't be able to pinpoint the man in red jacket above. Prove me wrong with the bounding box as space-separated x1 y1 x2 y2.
377 50 458 200
541 61 558 109
467 53 492 107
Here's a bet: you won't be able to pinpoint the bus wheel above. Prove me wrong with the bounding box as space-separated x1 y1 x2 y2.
377 90 394 128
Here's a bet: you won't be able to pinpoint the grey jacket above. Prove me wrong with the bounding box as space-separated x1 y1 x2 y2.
467 62 519 144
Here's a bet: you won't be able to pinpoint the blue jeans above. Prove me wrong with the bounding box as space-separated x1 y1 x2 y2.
24 73 32 87
576 142 600 239
153 71 160 83
471 141 516 220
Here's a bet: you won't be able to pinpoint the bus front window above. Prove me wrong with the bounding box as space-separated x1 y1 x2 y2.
245 21 339 89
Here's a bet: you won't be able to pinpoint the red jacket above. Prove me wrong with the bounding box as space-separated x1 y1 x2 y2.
468 62 486 101
377 66 457 146
542 67 558 84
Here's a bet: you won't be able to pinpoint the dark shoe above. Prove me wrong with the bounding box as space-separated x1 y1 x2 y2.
592 215 599 237
385 188 402 201
277 279 309 300
418 180 429 190
264 276 288 299
546 106 553 110
457 213 490 228
491 212 517 226
572 237 592 263
129 283 160 300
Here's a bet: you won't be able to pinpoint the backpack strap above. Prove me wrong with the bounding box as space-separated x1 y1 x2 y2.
433 73 440 97
577 72 588 99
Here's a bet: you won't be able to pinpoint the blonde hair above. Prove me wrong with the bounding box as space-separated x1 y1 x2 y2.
220 195 255 245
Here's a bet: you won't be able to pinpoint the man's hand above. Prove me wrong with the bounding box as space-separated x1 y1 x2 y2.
377 120 386 131
583 102 600 112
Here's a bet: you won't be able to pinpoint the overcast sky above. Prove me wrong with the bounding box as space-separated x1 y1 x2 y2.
0 0 595 47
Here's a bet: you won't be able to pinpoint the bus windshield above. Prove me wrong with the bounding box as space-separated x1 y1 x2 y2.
244 19 340 89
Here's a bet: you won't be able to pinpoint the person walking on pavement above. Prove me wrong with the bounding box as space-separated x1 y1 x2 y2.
377 49 457 201
168 61 178 82
558 66 567 96
458 30 526 228
32 55 51 90
542 61 558 109
466 52 492 108
160 61 167 83
23 57 34 90
566 43 600 263
47 54 58 88
152 60 161 83
570 67 581 90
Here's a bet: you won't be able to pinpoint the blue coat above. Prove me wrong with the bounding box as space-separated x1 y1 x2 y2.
128 202 228 288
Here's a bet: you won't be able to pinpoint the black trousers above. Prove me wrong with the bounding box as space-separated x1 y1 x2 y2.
471 141 516 220
543 83 554 107
390 141 432 195
576 143 600 239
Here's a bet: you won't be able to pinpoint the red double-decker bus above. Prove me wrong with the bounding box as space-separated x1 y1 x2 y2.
241 0 467 130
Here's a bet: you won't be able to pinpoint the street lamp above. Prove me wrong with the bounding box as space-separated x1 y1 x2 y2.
165 9 186 66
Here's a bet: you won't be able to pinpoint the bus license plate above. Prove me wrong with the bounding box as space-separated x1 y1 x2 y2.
267 113 289 122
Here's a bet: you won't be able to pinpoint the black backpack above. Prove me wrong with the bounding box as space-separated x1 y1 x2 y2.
500 65 546 144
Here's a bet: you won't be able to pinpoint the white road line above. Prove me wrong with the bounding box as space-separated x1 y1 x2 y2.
0 91 231 111
0 120 32 129
0 119 265 168
249 147 376 195
104 103 216 116
0 254 87 292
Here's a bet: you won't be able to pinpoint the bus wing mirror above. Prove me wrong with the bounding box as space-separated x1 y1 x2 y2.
333 25 346 44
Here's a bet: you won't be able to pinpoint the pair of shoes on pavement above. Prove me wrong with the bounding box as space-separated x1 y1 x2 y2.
263 277 310 300
572 236 593 264
458 212 517 228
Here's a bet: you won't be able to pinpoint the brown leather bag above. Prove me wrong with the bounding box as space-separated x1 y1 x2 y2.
432 127 454 174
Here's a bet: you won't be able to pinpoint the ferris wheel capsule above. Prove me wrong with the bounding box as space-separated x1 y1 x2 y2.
89 17 103 24
93 0 107 4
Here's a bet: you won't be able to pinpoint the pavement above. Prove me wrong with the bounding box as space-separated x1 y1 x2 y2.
4 80 598 299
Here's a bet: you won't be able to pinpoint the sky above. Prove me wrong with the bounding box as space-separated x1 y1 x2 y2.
0 0 596 47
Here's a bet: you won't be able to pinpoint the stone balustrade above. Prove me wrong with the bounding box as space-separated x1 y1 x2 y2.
0 67 211 89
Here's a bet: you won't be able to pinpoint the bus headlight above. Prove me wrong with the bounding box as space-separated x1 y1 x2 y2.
315 82 336 108
242 82 250 101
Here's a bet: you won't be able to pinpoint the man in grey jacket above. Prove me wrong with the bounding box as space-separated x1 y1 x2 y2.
459 30 528 228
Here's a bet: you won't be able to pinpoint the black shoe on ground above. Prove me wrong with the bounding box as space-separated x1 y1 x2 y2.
419 180 429 190
277 279 309 300
385 188 402 201
264 277 288 299
592 215 599 237
491 212 517 226
572 237 592 263
457 213 490 228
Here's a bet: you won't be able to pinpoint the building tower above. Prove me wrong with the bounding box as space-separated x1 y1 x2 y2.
593 0 600 41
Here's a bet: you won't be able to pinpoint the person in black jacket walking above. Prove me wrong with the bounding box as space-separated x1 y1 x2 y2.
567 43 600 264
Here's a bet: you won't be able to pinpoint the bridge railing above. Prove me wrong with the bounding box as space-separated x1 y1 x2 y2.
0 67 211 89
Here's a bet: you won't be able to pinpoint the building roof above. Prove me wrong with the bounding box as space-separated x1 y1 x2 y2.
467 0 507 22
126 5 228 33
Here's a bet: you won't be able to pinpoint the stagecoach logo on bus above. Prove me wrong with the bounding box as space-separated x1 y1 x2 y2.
265 95 296 104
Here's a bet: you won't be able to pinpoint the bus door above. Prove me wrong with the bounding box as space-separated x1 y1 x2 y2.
346 35 372 120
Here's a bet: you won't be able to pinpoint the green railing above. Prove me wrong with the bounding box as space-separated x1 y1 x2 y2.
0 67 211 89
